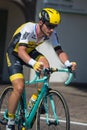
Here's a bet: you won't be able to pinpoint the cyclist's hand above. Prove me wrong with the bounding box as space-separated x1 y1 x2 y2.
64 60 77 71
33 61 44 72
71 62 77 71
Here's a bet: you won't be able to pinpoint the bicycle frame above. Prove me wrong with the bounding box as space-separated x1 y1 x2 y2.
3 68 73 129
20 73 49 128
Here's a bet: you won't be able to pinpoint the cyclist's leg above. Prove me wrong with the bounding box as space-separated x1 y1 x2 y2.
8 79 24 114
6 53 25 130
37 56 50 68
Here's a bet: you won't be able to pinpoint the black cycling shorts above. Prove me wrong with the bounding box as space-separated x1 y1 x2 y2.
6 49 44 81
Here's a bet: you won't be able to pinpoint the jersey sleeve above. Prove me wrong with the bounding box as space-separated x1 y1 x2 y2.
18 23 34 46
50 31 62 51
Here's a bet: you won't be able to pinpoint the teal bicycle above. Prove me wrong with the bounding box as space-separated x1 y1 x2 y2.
0 67 73 130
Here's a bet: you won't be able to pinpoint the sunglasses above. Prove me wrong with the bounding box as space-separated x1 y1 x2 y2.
45 23 57 29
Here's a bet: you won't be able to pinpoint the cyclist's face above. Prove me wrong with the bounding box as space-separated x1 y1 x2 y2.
40 21 57 36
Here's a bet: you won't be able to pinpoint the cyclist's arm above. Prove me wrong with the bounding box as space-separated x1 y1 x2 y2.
18 45 43 71
17 23 37 65
56 48 77 70
52 32 77 70
18 28 43 72
18 45 31 64
51 31 71 66
55 47 69 64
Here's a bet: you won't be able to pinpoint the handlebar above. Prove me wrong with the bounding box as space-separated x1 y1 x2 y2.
42 67 73 85
25 67 74 86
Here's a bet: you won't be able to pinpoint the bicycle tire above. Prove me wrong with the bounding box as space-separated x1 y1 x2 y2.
36 89 70 130
0 86 13 130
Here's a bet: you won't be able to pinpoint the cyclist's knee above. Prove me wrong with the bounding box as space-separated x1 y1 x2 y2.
38 56 50 68
12 78 24 95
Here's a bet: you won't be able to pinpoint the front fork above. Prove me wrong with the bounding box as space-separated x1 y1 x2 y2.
44 89 58 125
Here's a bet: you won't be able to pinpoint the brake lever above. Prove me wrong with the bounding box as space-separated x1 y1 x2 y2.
67 66 76 79
67 66 72 72
36 68 51 77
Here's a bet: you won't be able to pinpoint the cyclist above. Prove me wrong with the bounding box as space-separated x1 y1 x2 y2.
6 8 77 130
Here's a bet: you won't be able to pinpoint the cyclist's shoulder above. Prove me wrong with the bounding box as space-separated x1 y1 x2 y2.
52 30 58 37
49 30 58 40
13 22 36 36
22 22 36 28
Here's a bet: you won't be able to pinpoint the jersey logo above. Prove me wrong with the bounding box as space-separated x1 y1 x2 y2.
31 35 36 39
27 41 37 48
22 32 30 40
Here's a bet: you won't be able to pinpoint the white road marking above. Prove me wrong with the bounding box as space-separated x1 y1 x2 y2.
70 121 87 126
40 116 87 126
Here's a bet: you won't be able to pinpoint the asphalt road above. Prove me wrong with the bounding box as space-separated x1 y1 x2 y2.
54 83 87 130
0 83 87 130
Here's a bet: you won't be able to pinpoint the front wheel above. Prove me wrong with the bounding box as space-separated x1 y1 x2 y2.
36 89 70 130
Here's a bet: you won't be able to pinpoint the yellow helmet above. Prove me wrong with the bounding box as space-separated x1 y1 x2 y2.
39 8 61 25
